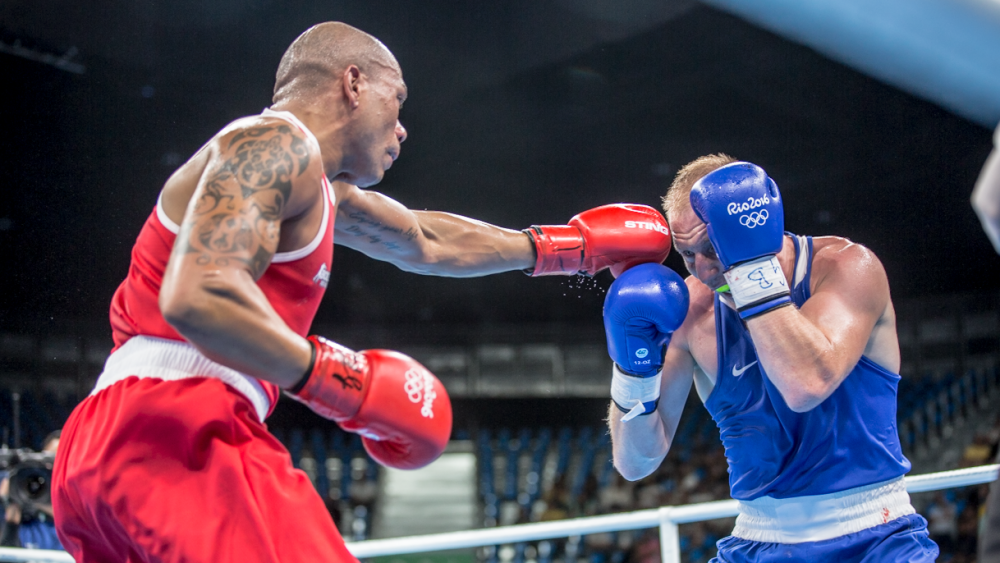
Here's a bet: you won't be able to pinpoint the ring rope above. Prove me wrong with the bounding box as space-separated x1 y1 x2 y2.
1 465 995 562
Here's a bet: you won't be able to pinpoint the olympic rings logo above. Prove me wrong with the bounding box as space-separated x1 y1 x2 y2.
404 369 437 418
404 370 424 402
739 210 769 228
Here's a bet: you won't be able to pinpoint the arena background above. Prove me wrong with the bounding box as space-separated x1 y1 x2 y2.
2 1 1000 561
3 0 999 418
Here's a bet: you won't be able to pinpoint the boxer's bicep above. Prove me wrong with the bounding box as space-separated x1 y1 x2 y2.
334 186 425 261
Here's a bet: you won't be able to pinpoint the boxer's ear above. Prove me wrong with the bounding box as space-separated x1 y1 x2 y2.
343 65 363 109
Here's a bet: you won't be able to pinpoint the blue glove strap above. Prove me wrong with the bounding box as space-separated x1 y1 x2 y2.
612 398 660 418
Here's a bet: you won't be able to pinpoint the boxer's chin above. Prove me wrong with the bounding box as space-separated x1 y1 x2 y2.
354 168 385 188
704 276 727 292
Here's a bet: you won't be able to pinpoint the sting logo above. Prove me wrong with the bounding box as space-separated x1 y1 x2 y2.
624 221 670 236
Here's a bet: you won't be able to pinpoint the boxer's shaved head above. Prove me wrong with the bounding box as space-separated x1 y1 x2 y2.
662 153 738 223
273 22 401 104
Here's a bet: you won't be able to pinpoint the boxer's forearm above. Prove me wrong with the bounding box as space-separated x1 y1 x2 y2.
609 404 669 481
607 343 694 480
746 306 856 412
403 210 536 276
161 267 311 387
745 243 889 412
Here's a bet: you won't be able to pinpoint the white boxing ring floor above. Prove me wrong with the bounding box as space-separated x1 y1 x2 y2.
1 464 996 563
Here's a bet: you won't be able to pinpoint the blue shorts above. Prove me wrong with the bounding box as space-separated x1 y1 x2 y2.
710 514 938 563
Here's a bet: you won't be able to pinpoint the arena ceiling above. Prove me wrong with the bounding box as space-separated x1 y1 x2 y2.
1 0 998 331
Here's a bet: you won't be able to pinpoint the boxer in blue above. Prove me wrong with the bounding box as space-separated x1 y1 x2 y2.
604 154 939 562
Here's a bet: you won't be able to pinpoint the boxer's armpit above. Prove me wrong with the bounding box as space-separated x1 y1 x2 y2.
178 124 310 279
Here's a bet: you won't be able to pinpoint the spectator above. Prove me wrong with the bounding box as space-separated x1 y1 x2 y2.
956 504 981 559
627 530 661 563
598 473 634 513
538 497 570 523
0 470 15 547
978 415 1000 563
1 430 63 551
347 476 377 507
981 449 1000 563
962 434 994 467
970 120 1000 562
926 491 958 555
634 480 663 510
580 474 601 516
540 475 571 521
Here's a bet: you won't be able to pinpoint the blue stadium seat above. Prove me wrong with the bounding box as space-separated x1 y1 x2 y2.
289 428 305 469
310 428 329 499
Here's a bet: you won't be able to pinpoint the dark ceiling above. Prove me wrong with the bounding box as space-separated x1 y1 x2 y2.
1 1 996 333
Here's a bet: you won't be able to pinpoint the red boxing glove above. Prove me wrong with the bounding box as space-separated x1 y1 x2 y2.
524 204 672 278
288 336 452 470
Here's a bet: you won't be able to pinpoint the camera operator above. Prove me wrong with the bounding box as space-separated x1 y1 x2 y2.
0 430 63 550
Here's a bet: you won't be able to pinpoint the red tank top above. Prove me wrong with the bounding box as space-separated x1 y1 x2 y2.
109 110 335 414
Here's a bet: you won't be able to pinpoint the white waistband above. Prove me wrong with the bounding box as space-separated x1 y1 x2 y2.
731 477 914 544
93 336 271 422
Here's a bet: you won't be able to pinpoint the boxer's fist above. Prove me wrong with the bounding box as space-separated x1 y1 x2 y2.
525 204 671 277
288 337 452 469
689 162 790 319
689 162 784 270
603 263 688 420
605 263 689 374
340 350 452 470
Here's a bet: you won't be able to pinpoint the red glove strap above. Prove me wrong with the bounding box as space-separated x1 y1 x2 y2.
524 225 585 276
289 336 371 422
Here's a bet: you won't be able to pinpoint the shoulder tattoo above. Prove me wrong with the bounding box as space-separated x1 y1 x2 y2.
179 124 312 278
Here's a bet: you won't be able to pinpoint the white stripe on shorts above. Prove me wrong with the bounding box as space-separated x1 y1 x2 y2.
731 476 915 544
93 335 271 422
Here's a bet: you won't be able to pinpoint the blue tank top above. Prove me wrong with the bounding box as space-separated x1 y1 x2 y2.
705 234 911 500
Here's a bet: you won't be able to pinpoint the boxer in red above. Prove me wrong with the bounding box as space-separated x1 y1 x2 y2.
51 22 673 563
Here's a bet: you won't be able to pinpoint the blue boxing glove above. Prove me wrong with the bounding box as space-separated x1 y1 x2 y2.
689 162 791 320
604 263 689 421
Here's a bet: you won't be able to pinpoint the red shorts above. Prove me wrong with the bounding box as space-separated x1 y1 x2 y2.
53 376 356 563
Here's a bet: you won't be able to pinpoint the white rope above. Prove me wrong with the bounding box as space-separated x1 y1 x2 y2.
1 464 996 562
0 548 72 563
903 463 998 493
349 464 998 556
